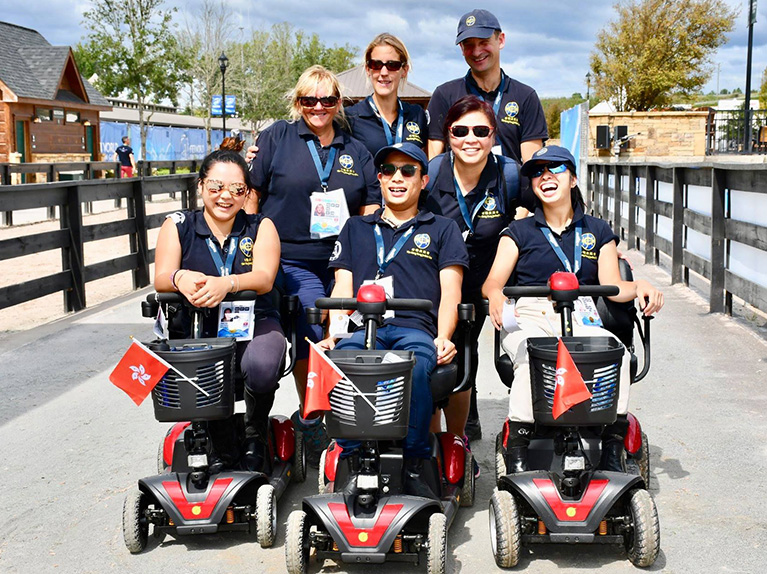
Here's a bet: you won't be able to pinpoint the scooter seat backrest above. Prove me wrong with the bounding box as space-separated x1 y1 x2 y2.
595 258 637 349
430 364 458 404
496 354 515 389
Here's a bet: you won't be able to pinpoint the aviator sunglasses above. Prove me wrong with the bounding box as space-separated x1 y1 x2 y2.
366 59 405 71
379 163 419 178
298 95 339 108
204 179 249 197
449 125 493 138
529 162 570 178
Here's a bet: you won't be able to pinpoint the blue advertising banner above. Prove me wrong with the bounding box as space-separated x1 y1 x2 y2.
99 121 224 161
225 95 236 115
211 95 222 117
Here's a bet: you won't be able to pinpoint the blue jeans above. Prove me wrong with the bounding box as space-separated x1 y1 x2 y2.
336 325 436 459
281 259 334 360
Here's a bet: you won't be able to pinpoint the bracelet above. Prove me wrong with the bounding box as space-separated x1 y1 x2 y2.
229 277 236 293
172 269 187 290
170 269 181 290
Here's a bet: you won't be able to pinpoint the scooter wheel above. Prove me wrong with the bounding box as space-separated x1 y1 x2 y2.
489 489 521 568
292 427 307 484
636 432 651 488
318 447 328 494
256 484 277 548
286 510 310 574
156 436 167 474
426 512 447 574
495 432 507 487
122 489 149 554
625 489 660 567
460 450 475 507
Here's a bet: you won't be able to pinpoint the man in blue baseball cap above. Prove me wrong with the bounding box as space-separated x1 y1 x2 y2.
427 9 548 166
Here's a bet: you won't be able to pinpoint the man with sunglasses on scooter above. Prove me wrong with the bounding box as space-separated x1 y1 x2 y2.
320 142 468 499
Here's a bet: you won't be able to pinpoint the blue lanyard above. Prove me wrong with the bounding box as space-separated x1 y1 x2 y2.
540 224 582 275
367 96 404 146
206 236 239 276
305 140 337 191
450 151 491 236
464 70 509 117
374 222 417 279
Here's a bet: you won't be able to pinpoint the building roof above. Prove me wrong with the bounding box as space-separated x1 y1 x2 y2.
337 65 431 100
0 21 110 107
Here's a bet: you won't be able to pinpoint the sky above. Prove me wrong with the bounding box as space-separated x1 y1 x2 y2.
3 0 766 100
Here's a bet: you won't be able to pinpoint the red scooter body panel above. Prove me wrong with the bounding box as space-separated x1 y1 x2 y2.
271 415 295 462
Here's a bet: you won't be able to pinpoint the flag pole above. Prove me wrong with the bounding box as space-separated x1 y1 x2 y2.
131 337 210 397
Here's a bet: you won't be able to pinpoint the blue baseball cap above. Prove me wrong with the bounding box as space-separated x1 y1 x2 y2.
456 9 502 45
520 145 577 177
374 142 429 173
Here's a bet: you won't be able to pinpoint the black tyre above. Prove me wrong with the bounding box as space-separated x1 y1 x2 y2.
426 512 447 574
318 447 329 494
285 510 310 574
460 449 475 507
489 489 521 568
122 489 149 554
495 431 507 486
156 436 167 474
256 484 277 548
292 427 307 483
625 489 660 567
636 432 651 488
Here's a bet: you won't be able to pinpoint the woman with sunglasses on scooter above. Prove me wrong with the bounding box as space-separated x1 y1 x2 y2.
482 145 664 474
423 96 530 474
154 149 286 474
344 33 427 158
248 65 381 467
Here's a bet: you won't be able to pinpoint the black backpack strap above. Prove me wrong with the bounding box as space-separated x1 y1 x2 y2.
495 154 521 214
425 153 445 193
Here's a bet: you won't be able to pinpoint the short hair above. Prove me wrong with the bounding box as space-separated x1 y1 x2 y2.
442 95 498 144
197 149 249 186
287 65 347 128
122 136 129 144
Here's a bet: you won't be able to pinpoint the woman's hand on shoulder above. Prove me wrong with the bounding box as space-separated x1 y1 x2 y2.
245 145 259 162
635 279 664 316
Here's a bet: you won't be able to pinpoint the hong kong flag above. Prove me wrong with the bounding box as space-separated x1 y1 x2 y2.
303 340 346 418
552 339 592 419
110 340 170 406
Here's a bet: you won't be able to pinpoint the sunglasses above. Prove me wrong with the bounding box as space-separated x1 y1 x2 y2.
379 163 419 178
204 179 249 197
298 95 339 108
366 59 405 71
529 162 570 178
449 125 493 138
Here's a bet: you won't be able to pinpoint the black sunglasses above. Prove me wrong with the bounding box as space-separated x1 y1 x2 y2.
529 162 569 178
449 125 493 138
379 163 419 178
366 59 405 71
298 95 339 108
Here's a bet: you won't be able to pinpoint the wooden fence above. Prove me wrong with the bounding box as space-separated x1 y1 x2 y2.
587 160 767 315
0 174 197 313
0 159 201 185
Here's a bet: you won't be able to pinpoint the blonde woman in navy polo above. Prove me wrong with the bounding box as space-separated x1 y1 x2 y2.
248 65 382 466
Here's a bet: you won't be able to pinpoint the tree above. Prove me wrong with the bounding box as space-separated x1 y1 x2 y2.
760 67 767 109
78 0 186 160
590 0 737 111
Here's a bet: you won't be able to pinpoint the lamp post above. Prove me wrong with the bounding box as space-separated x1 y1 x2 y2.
743 0 757 152
218 52 229 136
585 71 592 103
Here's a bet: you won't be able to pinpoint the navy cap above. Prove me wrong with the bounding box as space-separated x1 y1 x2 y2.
374 142 429 173
456 9 502 45
520 145 577 177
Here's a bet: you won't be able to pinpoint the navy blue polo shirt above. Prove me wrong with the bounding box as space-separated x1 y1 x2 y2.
116 145 133 166
423 153 514 292
328 209 469 337
502 205 619 286
170 209 279 336
345 98 428 157
249 118 382 261
426 70 548 163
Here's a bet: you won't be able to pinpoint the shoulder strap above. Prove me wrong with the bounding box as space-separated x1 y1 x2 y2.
496 155 520 213
425 154 445 193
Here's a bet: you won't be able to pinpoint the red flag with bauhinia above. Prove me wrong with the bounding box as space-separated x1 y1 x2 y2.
304 339 346 418
552 338 592 419
109 340 170 406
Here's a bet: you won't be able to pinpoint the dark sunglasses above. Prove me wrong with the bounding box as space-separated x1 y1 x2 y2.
379 163 419 178
204 179 249 196
298 95 339 108
529 162 570 178
449 125 493 138
366 59 405 71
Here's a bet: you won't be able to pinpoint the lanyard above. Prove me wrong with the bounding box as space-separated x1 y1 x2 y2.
206 236 239 276
374 222 417 279
464 70 509 117
540 224 582 275
450 151 491 236
306 140 337 192
367 96 404 146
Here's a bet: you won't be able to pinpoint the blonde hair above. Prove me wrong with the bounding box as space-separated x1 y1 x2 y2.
287 65 347 128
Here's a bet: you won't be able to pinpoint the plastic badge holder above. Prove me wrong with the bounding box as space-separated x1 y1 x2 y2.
528 336 624 426
325 349 415 440
148 337 236 422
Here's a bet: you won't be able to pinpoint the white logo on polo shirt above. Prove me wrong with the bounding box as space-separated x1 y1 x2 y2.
505 102 519 118
414 233 431 250
167 211 185 224
330 241 342 261
339 154 354 170
581 233 596 251
406 122 420 135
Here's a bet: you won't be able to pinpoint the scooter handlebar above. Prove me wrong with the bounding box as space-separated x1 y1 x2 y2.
502 284 619 298
314 297 432 312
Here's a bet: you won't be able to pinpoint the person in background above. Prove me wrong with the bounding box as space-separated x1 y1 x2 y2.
115 136 137 178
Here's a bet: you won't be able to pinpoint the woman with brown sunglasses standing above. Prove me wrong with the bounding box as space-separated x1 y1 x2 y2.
345 33 428 158
248 65 381 467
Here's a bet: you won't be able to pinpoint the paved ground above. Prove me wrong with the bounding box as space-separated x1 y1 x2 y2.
0 253 766 574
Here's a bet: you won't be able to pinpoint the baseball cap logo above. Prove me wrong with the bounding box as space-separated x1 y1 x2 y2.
466 15 476 26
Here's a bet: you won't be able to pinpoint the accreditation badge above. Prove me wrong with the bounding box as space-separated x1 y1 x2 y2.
310 188 350 239
574 296 603 328
217 301 256 341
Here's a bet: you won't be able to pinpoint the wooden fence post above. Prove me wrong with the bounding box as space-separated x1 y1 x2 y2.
129 178 150 289
601 165 610 220
61 184 85 312
628 165 637 250
671 167 685 284
613 164 622 237
709 167 726 313
644 166 656 265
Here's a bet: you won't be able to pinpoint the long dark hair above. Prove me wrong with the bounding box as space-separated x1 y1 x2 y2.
197 149 249 185
442 95 497 146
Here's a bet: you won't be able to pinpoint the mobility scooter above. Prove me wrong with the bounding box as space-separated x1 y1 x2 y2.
121 291 306 553
490 271 660 568
284 284 475 574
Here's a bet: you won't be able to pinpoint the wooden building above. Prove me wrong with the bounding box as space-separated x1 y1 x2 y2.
0 21 111 165
336 65 431 108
